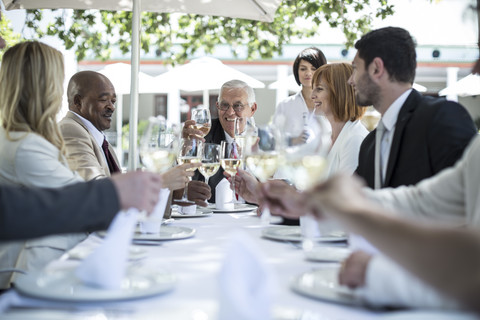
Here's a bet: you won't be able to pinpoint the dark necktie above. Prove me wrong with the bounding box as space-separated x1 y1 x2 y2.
102 138 121 174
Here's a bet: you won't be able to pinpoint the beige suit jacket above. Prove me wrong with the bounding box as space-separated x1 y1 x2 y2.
59 112 120 181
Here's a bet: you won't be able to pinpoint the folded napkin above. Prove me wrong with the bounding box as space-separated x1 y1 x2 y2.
218 231 275 320
75 208 138 289
139 188 170 233
299 215 321 238
179 204 197 215
215 178 234 210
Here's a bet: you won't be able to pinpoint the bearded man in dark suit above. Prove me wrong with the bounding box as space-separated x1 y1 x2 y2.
349 27 476 190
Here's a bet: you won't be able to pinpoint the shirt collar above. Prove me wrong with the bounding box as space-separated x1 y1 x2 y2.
69 110 105 147
224 130 234 143
382 89 412 131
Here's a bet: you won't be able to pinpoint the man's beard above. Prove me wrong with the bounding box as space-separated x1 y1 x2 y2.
355 72 380 107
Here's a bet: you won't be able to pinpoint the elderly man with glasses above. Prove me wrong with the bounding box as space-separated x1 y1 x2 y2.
180 79 258 204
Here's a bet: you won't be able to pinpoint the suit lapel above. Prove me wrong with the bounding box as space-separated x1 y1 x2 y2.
383 90 420 186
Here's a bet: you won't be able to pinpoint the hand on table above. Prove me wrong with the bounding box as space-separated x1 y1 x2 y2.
182 120 206 141
338 250 372 289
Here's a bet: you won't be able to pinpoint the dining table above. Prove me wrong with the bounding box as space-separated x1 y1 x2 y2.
0 205 477 320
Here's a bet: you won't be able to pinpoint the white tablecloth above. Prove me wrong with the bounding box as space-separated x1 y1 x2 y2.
0 211 476 319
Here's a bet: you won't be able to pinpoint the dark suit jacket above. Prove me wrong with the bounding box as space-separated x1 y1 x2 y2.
193 118 226 203
0 179 119 241
355 89 477 189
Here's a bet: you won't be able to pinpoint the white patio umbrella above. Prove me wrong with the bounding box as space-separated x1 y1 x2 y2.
154 56 265 110
439 74 480 97
3 0 281 170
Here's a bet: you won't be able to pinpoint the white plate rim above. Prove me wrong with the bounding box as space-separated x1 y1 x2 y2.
14 266 176 302
96 225 196 241
171 210 213 218
262 226 347 242
209 203 258 213
290 267 362 306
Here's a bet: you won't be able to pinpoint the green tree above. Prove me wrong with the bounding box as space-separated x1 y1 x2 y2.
0 15 22 59
20 0 394 64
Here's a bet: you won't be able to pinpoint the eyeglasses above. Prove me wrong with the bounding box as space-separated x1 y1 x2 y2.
217 102 247 113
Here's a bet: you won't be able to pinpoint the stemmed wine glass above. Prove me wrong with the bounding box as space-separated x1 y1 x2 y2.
140 116 180 173
177 138 203 204
191 107 212 138
139 116 180 230
220 140 243 204
245 124 279 225
199 143 221 190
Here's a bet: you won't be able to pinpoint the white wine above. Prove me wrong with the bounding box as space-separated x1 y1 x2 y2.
177 156 201 171
220 158 242 176
193 124 211 137
141 150 176 173
199 162 220 178
245 154 278 181
290 155 328 191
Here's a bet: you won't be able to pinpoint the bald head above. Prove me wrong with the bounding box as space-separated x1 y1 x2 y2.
68 71 117 131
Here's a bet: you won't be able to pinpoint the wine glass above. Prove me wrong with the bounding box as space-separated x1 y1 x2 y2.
140 116 180 173
177 138 203 204
244 124 279 225
191 107 212 138
234 116 257 169
199 143 221 188
220 140 244 204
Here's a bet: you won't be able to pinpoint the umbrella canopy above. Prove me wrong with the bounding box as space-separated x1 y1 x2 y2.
3 0 280 22
439 74 480 97
155 57 265 92
98 63 167 94
2 0 281 171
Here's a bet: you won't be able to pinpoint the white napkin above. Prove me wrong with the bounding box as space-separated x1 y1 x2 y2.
215 178 234 210
218 231 275 320
179 204 197 215
139 188 170 234
75 208 138 289
299 215 321 238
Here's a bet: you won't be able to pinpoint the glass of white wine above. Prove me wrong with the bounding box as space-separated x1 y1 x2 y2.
220 140 243 203
244 124 279 225
177 138 203 204
199 143 221 201
140 116 180 173
191 106 212 138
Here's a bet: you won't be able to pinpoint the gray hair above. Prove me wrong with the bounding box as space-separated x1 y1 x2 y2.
218 79 256 106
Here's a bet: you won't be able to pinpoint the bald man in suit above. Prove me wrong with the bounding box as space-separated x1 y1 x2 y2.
60 71 121 181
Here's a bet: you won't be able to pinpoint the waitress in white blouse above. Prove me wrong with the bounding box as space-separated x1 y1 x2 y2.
273 47 331 140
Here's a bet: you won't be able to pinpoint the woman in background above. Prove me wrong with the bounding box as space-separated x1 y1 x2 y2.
272 47 330 142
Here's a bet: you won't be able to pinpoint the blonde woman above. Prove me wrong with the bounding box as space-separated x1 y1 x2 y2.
0 41 85 289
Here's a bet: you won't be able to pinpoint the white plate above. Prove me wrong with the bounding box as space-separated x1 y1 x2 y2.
304 247 352 262
291 267 361 306
97 225 195 241
67 246 147 261
262 226 347 242
171 209 213 218
14 265 176 302
209 203 258 213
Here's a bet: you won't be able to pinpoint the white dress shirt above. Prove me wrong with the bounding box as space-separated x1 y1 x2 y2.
379 89 412 180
